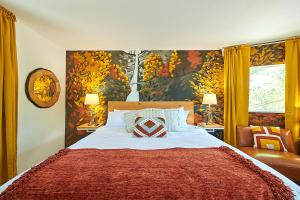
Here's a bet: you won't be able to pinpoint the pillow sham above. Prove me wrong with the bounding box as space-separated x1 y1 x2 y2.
152 107 187 129
160 108 181 131
133 117 167 137
250 126 287 152
179 107 189 127
124 109 165 133
105 111 126 128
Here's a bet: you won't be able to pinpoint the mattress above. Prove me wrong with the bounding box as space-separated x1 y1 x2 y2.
1 125 300 199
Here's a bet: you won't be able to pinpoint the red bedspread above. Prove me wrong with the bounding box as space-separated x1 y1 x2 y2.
0 147 294 200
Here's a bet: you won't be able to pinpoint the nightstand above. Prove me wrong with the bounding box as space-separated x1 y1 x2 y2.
77 123 101 133
198 123 224 141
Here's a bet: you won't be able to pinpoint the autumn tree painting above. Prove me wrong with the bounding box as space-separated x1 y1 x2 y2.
189 51 224 124
66 49 224 146
65 45 285 146
66 51 132 146
139 50 224 125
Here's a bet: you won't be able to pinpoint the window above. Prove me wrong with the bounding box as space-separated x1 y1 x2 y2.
249 64 285 113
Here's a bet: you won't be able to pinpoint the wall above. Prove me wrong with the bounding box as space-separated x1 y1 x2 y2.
16 21 65 173
66 50 224 146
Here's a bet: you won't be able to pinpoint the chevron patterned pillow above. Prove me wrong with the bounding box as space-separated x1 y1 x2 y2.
133 117 167 137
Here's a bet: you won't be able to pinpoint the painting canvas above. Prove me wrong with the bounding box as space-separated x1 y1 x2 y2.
26 68 61 108
66 50 224 146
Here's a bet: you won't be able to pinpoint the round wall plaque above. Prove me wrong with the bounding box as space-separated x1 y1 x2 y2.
26 68 61 108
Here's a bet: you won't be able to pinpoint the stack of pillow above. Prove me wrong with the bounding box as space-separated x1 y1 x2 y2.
106 107 189 137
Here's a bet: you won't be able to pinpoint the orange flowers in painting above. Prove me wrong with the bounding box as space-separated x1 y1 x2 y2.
187 51 202 69
66 51 131 146
143 50 181 81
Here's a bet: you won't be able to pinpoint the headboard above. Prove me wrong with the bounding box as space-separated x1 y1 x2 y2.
108 101 194 125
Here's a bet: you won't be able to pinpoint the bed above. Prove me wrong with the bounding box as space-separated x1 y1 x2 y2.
0 101 300 199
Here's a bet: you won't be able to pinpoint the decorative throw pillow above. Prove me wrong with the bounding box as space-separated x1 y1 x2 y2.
124 109 165 133
250 126 287 152
251 126 281 135
133 117 167 137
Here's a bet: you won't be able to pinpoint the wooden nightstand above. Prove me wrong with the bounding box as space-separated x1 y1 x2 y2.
77 123 101 133
198 123 224 141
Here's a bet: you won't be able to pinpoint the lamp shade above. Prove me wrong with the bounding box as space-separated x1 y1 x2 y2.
84 93 99 105
202 93 217 105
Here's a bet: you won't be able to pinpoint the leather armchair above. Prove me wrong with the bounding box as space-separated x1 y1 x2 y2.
236 126 300 183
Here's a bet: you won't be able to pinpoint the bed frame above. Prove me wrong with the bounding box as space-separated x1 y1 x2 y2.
107 101 194 125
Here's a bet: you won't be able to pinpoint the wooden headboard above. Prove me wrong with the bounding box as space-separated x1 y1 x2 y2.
108 101 194 125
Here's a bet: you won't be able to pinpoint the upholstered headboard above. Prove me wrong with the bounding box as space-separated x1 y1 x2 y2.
107 101 194 125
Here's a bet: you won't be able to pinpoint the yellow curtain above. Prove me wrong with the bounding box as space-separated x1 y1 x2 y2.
224 45 250 146
285 39 300 152
0 6 18 185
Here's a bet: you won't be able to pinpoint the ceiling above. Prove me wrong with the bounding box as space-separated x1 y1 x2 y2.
1 0 300 50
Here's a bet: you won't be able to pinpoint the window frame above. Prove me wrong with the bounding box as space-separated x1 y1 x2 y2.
248 64 285 114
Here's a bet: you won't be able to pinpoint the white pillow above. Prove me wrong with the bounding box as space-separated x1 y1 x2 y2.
152 107 188 129
178 107 189 128
181 109 189 127
105 111 126 127
160 108 181 131
124 109 165 133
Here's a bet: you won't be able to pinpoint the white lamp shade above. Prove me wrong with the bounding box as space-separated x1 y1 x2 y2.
84 93 99 105
202 93 217 105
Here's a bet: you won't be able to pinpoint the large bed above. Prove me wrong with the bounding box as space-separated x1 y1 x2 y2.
0 101 300 199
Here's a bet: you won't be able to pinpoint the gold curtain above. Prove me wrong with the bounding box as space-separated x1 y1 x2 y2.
224 45 250 146
285 39 300 151
0 6 18 185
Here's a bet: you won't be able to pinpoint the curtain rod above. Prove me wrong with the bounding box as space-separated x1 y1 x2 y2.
224 36 300 49
0 5 16 21
251 36 300 47
251 39 284 47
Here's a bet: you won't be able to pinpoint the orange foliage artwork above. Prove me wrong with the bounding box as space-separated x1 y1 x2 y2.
139 50 224 125
250 42 285 66
66 51 132 146
66 50 224 146
65 44 286 146
26 68 60 108
249 112 285 128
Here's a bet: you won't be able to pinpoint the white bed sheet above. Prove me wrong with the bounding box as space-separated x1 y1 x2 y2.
1 125 300 199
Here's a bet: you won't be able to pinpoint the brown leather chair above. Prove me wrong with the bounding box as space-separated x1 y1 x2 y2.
236 126 300 183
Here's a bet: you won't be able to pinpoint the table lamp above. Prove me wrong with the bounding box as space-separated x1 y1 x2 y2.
84 93 99 125
202 93 217 124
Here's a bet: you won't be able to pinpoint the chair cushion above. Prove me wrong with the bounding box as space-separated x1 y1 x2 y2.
240 147 300 182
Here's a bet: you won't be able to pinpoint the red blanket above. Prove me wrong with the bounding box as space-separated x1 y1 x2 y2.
0 147 294 200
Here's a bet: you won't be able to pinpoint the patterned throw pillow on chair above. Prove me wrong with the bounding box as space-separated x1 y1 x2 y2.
133 117 167 137
250 126 287 152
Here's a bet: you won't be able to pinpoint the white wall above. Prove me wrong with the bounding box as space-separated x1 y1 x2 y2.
16 21 65 173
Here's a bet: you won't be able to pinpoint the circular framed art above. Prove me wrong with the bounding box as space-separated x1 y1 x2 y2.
26 68 61 108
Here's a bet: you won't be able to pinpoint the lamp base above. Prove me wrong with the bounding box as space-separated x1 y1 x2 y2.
88 108 96 126
206 104 214 125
